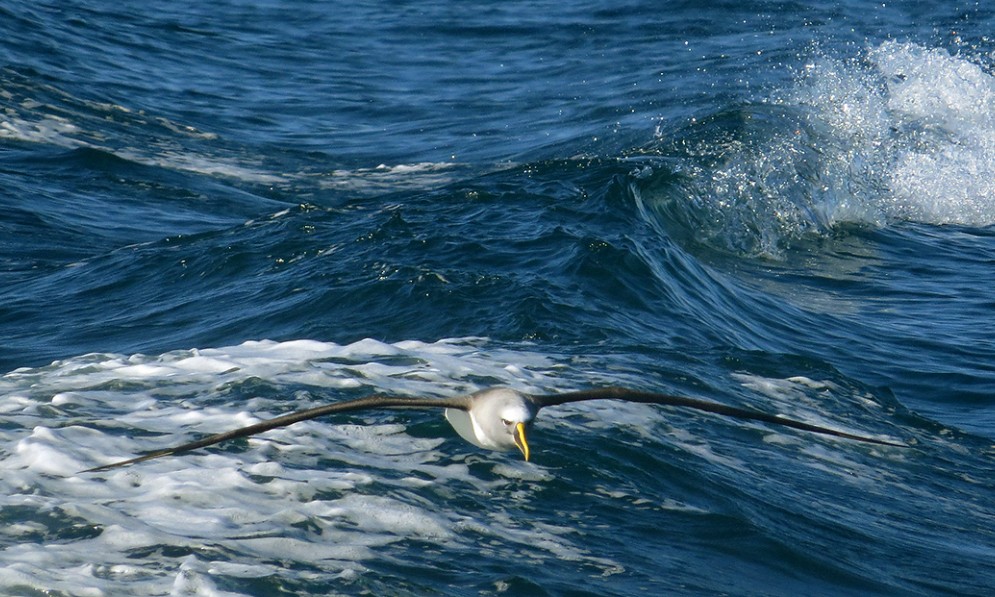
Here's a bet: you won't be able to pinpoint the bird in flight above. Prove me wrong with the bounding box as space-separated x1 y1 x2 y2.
82 386 904 473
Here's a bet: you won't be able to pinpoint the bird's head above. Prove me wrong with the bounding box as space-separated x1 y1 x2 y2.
444 388 536 460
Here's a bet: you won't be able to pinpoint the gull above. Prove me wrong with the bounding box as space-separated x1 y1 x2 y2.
82 386 904 473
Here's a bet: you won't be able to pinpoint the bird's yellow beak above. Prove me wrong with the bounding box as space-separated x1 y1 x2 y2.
513 422 530 461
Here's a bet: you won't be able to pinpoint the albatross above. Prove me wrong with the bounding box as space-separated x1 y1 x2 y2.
82 387 904 473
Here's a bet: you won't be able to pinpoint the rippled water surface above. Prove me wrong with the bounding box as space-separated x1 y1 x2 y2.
2 1 994 595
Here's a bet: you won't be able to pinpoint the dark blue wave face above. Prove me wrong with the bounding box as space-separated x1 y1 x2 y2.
2 1 995 596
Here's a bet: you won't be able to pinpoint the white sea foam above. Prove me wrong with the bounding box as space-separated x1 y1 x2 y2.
788 40 995 227
117 148 286 185
731 372 901 450
645 42 995 258
315 161 467 194
0 113 86 147
0 337 631 595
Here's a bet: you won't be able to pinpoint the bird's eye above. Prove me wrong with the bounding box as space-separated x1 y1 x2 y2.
500 418 512 427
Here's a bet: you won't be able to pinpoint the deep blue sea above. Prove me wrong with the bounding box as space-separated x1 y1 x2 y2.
2 1 995 595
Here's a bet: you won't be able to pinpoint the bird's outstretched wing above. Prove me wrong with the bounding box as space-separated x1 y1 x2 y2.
82 386 904 474
528 387 905 447
82 393 471 473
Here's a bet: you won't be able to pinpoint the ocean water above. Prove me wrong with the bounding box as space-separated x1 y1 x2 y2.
2 1 995 595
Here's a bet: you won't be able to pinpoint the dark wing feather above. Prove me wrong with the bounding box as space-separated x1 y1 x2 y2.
528 387 905 447
82 393 471 473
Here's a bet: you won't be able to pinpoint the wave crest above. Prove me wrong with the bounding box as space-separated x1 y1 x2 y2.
637 41 995 257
